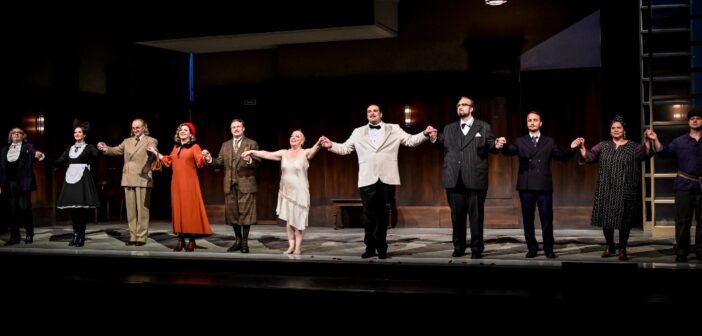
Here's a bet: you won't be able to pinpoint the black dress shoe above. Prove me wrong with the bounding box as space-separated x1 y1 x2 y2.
227 239 242 252
545 251 557 259
135 242 146 246
24 236 33 244
451 250 465 257
675 255 688 262
4 239 20 246
525 250 538 258
378 252 388 260
125 241 136 246
361 251 376 259
470 252 482 259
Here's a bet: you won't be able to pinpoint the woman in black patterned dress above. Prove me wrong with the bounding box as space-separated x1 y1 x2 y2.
579 116 652 261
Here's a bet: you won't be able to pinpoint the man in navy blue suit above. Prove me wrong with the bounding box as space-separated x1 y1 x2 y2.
500 111 582 259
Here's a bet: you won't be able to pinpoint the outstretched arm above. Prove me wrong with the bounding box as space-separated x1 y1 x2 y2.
242 149 285 161
306 138 323 160
644 129 663 152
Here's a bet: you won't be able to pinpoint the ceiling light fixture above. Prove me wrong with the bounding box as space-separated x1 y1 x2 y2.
485 0 507 5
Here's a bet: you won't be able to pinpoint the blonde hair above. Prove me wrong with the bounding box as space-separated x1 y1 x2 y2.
173 124 196 144
292 129 306 146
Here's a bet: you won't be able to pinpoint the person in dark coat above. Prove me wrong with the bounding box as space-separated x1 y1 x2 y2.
430 96 503 259
500 111 581 259
0 127 45 245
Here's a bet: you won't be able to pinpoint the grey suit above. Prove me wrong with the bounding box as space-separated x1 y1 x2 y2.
434 119 498 256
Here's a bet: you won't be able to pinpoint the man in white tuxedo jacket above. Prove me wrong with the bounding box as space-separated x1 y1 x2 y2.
321 104 436 259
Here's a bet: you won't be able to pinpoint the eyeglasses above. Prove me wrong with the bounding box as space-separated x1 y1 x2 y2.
457 103 473 108
10 131 23 135
131 127 142 130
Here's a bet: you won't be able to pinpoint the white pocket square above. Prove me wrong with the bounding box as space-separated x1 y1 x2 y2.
475 132 482 137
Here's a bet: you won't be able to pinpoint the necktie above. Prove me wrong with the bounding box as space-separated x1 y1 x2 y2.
135 137 140 145
531 136 538 147
234 139 241 152
369 124 381 130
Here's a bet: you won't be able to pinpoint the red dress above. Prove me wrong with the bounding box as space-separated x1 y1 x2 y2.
161 143 212 236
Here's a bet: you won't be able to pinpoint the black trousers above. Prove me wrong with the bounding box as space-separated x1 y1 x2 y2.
674 189 702 255
359 180 390 254
6 181 33 239
446 178 486 254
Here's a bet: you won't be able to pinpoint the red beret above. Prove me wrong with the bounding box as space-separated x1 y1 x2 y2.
182 122 196 136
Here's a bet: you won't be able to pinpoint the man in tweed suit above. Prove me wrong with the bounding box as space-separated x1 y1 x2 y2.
430 97 503 259
98 118 158 246
320 104 436 259
203 119 259 253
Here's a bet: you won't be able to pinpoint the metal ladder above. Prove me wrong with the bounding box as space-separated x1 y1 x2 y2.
640 0 701 236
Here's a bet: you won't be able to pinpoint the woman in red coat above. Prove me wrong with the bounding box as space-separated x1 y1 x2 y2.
148 122 211 252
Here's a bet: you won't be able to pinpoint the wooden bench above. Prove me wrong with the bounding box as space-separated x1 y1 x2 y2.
331 198 392 229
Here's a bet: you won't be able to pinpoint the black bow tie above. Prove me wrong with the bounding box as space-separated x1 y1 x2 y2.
369 124 381 130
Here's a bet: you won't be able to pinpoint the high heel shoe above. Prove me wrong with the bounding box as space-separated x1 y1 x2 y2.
601 245 615 258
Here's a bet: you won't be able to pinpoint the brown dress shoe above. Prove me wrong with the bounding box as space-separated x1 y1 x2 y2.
618 249 628 261
174 237 185 252
185 240 196 252
125 241 136 246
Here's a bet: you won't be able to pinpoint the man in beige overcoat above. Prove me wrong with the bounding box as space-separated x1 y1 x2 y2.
98 118 158 246
203 118 260 253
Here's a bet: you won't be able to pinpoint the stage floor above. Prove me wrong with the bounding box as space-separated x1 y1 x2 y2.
1 221 699 267
3 221 702 326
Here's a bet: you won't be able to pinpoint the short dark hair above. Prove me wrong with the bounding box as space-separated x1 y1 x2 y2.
687 108 702 120
526 111 541 118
